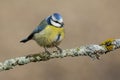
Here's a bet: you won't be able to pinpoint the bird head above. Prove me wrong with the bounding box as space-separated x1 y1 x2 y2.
46 13 64 28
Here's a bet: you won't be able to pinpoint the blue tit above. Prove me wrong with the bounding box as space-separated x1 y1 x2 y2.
20 13 65 54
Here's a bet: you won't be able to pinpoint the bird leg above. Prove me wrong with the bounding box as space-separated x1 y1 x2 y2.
44 47 51 55
55 45 62 53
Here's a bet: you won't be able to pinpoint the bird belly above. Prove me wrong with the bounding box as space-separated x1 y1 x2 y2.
33 25 65 48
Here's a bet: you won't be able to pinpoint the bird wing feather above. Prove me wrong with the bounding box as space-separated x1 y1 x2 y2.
20 19 48 43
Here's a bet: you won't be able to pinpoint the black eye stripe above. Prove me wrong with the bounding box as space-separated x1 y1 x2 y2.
51 18 61 24
54 21 59 23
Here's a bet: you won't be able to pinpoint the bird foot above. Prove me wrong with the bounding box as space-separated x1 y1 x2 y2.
45 50 51 55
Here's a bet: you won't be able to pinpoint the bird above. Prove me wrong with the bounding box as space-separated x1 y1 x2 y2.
20 13 65 54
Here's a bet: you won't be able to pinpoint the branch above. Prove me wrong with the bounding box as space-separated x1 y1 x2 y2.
0 38 120 72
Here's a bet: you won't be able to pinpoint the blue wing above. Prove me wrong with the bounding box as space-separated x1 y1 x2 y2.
20 19 47 43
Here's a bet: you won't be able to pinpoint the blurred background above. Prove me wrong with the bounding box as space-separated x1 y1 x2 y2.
0 0 120 80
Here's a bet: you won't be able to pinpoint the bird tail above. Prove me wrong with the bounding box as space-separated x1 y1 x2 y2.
20 38 30 43
20 32 34 43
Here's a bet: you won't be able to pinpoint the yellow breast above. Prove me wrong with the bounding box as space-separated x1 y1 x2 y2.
33 25 65 47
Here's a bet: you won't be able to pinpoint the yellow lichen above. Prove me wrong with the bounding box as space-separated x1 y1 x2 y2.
100 39 115 52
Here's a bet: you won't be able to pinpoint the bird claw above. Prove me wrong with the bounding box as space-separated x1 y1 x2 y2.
57 48 63 53
45 50 51 55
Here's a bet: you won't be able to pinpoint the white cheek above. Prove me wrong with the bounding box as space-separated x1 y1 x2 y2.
50 20 61 27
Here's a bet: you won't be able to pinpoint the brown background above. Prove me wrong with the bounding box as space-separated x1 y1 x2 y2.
0 0 120 80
